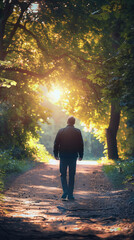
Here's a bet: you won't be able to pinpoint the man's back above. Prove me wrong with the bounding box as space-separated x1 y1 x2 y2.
53 116 84 200
54 125 83 158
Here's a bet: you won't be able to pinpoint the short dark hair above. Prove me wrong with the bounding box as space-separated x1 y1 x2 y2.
67 116 75 125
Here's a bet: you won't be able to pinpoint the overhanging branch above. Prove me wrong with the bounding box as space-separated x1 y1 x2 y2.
77 56 102 65
0 64 59 79
6 11 26 51
7 23 102 66
73 76 102 103
13 23 48 55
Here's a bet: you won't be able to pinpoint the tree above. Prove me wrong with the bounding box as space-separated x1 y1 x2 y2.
0 0 53 149
98 0 134 159
49 0 134 160
0 0 105 151
0 0 133 161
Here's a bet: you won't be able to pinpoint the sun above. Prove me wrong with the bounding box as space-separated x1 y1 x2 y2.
47 88 61 103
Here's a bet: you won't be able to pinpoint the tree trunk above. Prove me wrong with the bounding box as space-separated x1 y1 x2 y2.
106 101 120 160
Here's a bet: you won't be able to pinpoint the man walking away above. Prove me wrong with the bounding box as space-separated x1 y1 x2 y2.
53 116 84 201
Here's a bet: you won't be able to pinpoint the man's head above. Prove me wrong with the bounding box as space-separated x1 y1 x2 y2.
67 116 75 126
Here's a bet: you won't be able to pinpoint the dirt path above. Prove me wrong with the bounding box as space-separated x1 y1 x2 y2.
0 160 134 240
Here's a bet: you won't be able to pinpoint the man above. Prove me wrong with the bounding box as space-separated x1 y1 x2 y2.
53 116 84 200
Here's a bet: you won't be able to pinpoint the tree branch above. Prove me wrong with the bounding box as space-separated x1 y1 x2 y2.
0 64 59 79
5 1 32 51
13 23 48 55
77 56 102 65
6 49 33 55
73 76 102 103
7 23 102 66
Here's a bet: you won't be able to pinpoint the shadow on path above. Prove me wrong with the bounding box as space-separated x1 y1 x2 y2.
0 160 134 239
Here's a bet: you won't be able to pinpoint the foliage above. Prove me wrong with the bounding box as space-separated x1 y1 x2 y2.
0 169 4 198
0 149 33 196
0 150 31 173
26 137 52 162
53 0 134 159
95 0 134 157
39 101 104 160
0 140 52 195
103 158 134 188
0 1 52 153
0 83 51 149
116 113 134 159
0 0 134 163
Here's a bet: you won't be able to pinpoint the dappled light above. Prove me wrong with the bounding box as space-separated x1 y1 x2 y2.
30 3 39 13
0 0 134 239
0 162 134 239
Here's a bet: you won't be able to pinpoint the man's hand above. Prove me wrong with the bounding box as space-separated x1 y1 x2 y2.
78 157 82 161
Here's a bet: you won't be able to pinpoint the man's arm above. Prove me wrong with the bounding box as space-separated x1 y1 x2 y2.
53 129 62 159
78 130 84 160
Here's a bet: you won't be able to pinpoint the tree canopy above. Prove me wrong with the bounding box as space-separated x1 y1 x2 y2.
0 0 134 160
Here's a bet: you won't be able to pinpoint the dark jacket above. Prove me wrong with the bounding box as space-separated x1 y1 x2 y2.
53 125 84 159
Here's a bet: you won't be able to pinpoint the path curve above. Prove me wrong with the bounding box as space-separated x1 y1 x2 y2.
0 160 134 240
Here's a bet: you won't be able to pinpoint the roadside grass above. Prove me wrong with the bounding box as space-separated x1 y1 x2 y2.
0 157 36 199
100 157 134 189
0 143 52 197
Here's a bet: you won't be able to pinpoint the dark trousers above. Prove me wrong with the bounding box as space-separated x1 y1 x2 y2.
60 158 77 197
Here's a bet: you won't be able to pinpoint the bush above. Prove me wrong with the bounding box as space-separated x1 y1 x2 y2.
0 150 33 173
11 146 28 160
0 169 4 198
0 135 53 196
102 158 134 188
26 138 52 162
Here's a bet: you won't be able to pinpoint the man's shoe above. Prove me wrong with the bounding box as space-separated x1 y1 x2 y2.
68 195 75 201
61 193 67 201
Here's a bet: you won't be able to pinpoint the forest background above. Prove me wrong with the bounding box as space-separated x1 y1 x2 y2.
0 0 134 192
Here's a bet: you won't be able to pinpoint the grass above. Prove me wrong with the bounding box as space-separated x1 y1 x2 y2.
0 156 36 197
101 157 134 188
0 144 52 196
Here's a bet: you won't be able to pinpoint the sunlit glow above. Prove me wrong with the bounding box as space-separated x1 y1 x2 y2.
48 158 98 165
30 3 39 13
47 89 61 103
81 122 92 132
49 159 59 165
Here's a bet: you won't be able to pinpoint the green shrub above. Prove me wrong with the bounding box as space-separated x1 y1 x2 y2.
0 150 32 173
26 137 52 162
103 158 134 188
0 138 52 194
0 170 4 198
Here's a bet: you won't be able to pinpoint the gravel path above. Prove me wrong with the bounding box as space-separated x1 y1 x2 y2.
0 160 134 240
